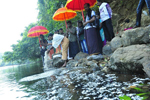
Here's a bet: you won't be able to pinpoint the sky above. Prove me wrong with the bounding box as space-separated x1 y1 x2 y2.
0 0 38 53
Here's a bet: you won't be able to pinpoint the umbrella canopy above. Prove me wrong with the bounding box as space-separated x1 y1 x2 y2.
27 26 49 47
65 0 97 21
53 7 77 29
27 26 49 37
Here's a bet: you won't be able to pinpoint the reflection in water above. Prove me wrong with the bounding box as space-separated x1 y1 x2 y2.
0 63 43 100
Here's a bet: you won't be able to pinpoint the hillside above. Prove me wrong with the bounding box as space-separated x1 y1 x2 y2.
106 0 150 33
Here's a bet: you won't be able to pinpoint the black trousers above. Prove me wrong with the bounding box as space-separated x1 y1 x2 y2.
102 18 115 41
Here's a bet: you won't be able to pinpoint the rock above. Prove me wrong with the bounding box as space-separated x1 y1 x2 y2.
77 58 88 67
66 60 78 68
101 67 110 73
110 37 123 52
102 43 113 55
86 61 99 68
52 57 65 67
74 52 89 61
110 44 150 77
121 26 150 46
87 55 104 61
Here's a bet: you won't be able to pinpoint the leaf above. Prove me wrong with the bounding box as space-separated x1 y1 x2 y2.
119 95 131 100
142 96 149 100
137 92 149 96
134 87 145 92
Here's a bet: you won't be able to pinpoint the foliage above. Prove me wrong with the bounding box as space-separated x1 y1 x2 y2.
119 95 131 100
3 0 99 64
3 23 41 64
133 87 150 100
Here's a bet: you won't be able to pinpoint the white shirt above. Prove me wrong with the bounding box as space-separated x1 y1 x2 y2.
99 2 112 22
84 10 96 29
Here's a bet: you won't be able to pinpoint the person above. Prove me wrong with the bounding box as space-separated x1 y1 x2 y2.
83 3 103 55
96 13 106 46
76 20 88 53
66 21 80 58
134 0 150 28
97 0 115 42
59 28 65 35
39 34 48 66
50 34 69 67
47 33 54 59
54 30 59 34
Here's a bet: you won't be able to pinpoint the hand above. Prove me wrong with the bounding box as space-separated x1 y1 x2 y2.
83 22 87 26
67 29 70 33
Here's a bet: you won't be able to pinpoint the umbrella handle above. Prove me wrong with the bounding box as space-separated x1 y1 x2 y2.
82 10 85 21
64 14 68 29
38 36 42 47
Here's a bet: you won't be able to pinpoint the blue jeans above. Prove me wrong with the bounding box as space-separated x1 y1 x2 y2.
137 0 150 15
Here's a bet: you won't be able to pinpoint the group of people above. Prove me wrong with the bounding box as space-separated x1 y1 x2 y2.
39 0 115 67
39 0 150 67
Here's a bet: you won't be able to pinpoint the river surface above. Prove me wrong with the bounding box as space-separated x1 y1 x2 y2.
0 63 150 100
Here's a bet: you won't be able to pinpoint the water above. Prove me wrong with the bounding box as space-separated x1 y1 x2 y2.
0 63 150 100
0 63 43 100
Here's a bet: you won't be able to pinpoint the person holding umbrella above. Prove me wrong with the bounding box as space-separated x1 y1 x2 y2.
83 3 102 55
39 34 48 66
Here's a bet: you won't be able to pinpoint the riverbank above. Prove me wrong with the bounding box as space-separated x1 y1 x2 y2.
45 26 150 78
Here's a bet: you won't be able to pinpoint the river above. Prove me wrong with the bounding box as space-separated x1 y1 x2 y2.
0 63 150 100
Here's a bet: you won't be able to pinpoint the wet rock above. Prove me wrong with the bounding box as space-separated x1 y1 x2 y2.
75 58 88 67
86 61 99 68
121 26 150 46
110 44 150 77
101 67 110 73
66 60 78 68
87 55 104 61
74 52 89 61
102 43 113 55
110 36 123 52
52 57 65 68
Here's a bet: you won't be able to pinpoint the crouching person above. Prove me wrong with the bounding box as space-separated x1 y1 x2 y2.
50 34 69 67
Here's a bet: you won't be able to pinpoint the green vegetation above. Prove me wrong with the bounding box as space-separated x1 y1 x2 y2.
119 84 150 100
2 0 98 65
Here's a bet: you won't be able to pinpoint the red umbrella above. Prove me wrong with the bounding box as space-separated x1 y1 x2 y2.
27 26 49 47
65 0 97 21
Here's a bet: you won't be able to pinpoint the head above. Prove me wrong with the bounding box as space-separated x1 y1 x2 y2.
40 34 44 40
97 0 102 6
48 33 53 40
67 21 72 28
84 3 90 12
54 30 59 34
59 28 63 34
77 20 83 27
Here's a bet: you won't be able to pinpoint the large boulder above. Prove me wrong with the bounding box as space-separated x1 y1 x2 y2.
102 43 113 55
110 36 123 52
74 52 89 61
121 26 150 46
109 44 150 77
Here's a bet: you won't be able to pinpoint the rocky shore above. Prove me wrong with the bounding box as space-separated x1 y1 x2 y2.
44 26 150 78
